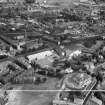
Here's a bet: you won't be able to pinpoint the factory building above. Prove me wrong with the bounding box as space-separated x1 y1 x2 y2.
27 50 53 62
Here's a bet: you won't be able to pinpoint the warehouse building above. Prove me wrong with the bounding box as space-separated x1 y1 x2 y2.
27 50 53 62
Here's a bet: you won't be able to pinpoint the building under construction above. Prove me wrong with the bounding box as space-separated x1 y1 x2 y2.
53 72 98 105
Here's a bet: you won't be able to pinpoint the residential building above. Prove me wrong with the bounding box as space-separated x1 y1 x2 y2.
7 0 25 4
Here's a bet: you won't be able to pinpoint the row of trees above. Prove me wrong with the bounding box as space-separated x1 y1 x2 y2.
25 0 35 3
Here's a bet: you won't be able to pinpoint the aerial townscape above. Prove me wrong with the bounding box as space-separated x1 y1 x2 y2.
0 0 105 105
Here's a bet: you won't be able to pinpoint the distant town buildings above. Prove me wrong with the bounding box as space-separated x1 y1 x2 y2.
27 5 43 12
0 0 7 3
79 0 95 4
0 0 25 4
80 0 89 2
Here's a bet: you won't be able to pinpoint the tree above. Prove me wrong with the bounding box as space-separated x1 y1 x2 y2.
7 64 16 71
14 60 27 70
25 0 35 3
